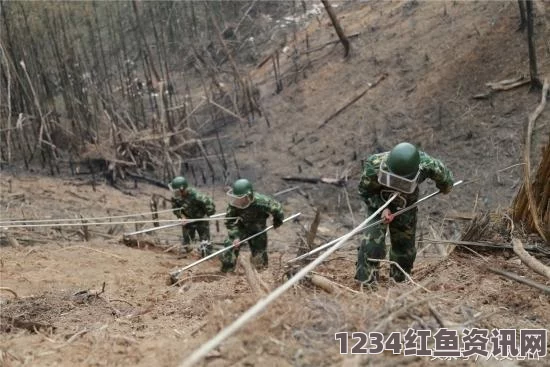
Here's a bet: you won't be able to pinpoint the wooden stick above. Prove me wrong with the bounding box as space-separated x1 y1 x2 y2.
273 186 300 197
512 237 550 280
238 254 266 297
418 238 547 253
319 73 387 129
306 209 321 250
487 267 550 294
307 274 334 293
0 287 19 299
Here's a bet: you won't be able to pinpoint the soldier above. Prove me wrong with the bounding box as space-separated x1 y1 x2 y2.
220 178 284 273
170 176 216 257
356 142 454 284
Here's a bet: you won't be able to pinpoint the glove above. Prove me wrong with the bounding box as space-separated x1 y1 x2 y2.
273 218 283 229
438 185 452 195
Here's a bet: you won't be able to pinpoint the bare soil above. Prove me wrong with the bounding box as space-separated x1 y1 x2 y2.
1 1 550 367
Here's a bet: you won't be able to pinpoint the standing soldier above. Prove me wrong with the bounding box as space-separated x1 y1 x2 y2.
356 142 454 284
220 179 284 273
170 176 216 257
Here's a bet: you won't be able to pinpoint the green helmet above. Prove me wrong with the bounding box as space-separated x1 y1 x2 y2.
231 178 253 197
386 142 420 178
171 176 188 190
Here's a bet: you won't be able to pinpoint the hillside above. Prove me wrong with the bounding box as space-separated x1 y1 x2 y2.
1 1 549 366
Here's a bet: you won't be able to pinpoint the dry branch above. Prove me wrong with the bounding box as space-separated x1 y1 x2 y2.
0 316 55 333
487 267 550 294
512 237 550 280
238 254 267 296
306 209 321 250
307 274 334 293
282 176 345 186
319 73 387 129
0 287 19 299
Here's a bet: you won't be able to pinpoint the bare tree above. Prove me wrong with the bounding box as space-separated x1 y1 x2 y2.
525 0 542 89
320 0 350 57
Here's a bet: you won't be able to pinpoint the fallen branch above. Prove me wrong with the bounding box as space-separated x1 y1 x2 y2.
512 237 550 280
319 73 387 129
281 176 345 186
487 267 550 294
0 316 55 333
307 274 334 293
273 186 301 197
473 75 530 99
419 238 549 254
238 254 267 296
486 75 527 89
0 287 19 299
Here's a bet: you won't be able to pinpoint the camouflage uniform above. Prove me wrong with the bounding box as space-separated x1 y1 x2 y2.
220 193 284 272
356 151 454 282
171 187 216 253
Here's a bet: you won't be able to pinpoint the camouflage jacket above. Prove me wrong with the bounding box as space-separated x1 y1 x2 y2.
171 187 216 219
358 151 454 209
225 192 284 240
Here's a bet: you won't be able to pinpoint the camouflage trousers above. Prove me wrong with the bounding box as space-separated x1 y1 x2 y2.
181 222 211 254
355 206 417 283
219 231 268 273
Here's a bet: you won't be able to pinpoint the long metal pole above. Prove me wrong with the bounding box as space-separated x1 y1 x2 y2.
123 213 232 236
177 195 396 367
287 180 463 263
0 207 215 224
169 213 301 283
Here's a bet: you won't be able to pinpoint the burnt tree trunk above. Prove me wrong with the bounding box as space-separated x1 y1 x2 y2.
320 0 350 58
518 0 526 31
513 80 549 242
525 0 542 89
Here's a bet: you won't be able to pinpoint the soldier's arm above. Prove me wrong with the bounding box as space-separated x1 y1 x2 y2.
358 157 385 208
196 191 216 216
267 197 284 228
224 205 241 240
171 197 183 218
419 152 454 193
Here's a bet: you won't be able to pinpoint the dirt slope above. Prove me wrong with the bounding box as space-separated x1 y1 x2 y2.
1 1 550 366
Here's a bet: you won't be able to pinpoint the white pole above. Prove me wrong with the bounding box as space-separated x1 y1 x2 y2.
177 195 397 367
0 207 220 224
169 213 302 282
1 216 233 229
287 180 463 263
123 215 234 236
